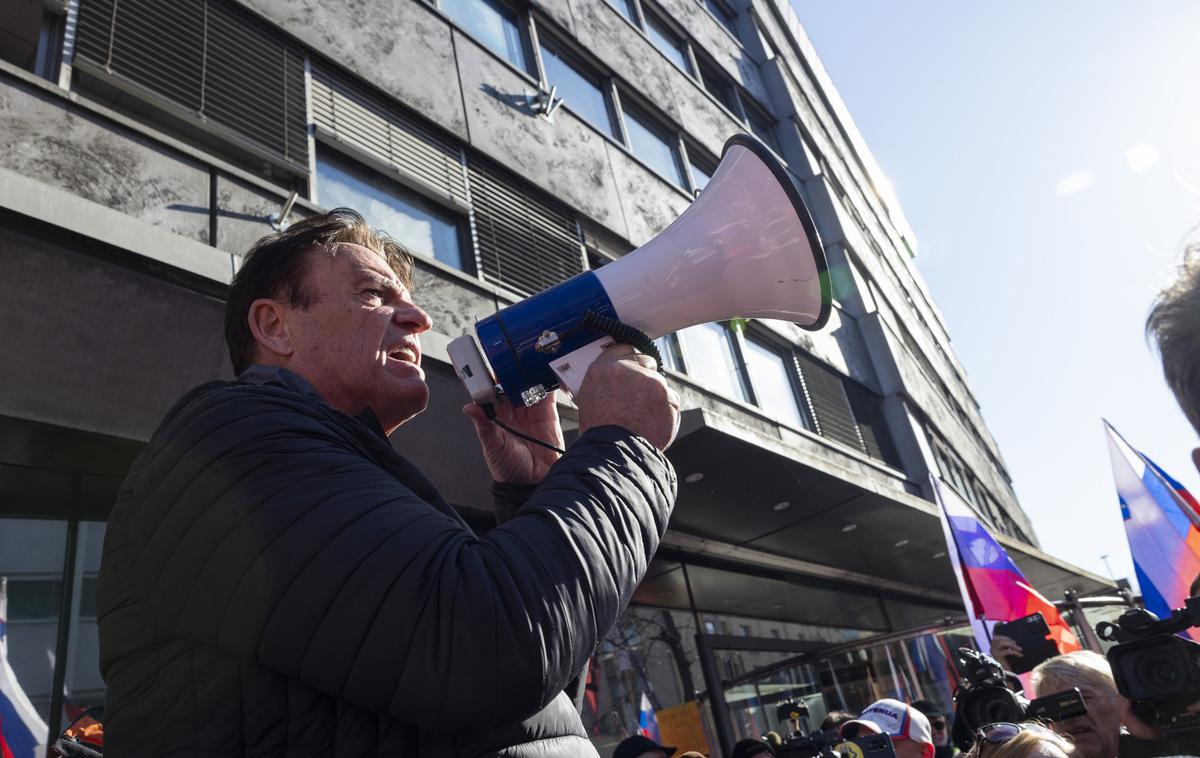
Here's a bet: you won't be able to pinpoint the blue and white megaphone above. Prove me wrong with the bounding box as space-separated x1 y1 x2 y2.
448 134 831 407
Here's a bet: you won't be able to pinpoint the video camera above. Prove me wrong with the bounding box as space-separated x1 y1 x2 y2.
953 648 1086 742
772 702 896 758
1096 596 1200 740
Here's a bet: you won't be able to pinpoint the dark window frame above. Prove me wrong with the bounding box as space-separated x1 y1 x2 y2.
741 327 814 431
640 2 693 76
436 0 536 77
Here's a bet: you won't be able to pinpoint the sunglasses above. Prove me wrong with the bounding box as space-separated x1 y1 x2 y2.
975 722 1059 745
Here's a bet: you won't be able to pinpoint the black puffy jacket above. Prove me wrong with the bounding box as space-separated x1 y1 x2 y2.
97 367 676 757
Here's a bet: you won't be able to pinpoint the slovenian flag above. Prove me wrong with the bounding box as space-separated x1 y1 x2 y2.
1 578 49 758
1104 422 1200 638
638 692 660 742
932 477 1081 655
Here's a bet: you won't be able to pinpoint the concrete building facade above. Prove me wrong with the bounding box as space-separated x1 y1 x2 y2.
0 0 1111 753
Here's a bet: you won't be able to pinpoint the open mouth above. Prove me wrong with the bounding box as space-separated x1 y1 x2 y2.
386 346 419 364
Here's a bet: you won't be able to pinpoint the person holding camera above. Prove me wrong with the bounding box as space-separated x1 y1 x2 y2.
840 699 936 758
1030 651 1199 758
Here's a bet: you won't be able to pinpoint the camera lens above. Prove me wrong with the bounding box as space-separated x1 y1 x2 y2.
1135 651 1180 695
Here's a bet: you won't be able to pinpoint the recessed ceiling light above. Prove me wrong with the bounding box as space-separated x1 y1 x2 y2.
772 501 790 511
841 524 857 533
772 603 784 609
723 597 735 604
933 551 947 559
894 539 909 548
658 590 674 597
685 472 704 483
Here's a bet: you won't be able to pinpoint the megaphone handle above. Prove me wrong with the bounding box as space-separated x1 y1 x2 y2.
548 336 615 396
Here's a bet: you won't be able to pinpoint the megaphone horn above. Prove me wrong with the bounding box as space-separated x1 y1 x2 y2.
448 133 831 407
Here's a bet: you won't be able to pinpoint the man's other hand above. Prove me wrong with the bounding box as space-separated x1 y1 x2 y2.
464 391 564 484
576 343 680 451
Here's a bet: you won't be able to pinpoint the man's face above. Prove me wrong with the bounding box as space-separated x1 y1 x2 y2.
280 243 432 433
892 738 927 758
1045 680 1120 758
925 715 948 747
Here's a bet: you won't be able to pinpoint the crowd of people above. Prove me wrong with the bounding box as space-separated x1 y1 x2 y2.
610 643 1197 758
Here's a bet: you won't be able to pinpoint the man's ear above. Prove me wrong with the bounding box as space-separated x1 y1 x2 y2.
247 298 294 360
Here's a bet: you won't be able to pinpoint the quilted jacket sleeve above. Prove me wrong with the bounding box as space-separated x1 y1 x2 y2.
125 387 676 733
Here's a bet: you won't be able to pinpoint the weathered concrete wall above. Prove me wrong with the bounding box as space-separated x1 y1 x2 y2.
604 141 691 246
664 61 745 159
214 173 288 258
0 79 211 244
0 220 229 441
454 31 629 239
236 0 467 139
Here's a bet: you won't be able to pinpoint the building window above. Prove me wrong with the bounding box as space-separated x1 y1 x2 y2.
743 99 780 153
643 9 691 74
743 337 808 430
622 102 686 187
678 322 747 402
441 0 529 73
316 151 467 272
653 333 686 373
604 0 639 23
538 39 615 138
703 0 739 37
687 148 717 193
696 58 742 116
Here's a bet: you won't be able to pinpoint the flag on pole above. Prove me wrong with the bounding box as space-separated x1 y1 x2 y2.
932 477 1081 655
1104 422 1200 638
1 578 49 758
638 692 660 742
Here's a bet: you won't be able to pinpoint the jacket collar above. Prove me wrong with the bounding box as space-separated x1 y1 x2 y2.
237 365 389 441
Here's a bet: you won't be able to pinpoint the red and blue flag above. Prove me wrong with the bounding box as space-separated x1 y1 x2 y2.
1 578 49 758
1104 422 1200 638
932 477 1081 655
638 692 660 742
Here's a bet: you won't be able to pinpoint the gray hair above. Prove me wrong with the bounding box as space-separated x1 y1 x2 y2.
1148 245 1200 434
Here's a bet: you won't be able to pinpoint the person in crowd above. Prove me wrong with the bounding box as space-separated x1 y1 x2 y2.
730 737 775 758
840 699 935 758
97 210 681 757
820 711 857 731
613 735 677 758
964 723 1075 758
912 700 959 758
1030 650 1185 758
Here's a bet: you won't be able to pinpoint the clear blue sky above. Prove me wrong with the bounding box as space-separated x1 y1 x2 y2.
790 1 1200 586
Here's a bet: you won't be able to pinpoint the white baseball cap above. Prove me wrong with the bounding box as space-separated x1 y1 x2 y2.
839 699 934 758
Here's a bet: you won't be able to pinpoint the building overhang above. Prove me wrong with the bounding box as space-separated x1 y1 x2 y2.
659 407 1115 626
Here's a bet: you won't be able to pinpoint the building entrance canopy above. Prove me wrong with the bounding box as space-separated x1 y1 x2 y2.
661 407 1114 620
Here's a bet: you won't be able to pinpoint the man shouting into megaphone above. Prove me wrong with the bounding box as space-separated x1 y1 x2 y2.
96 208 680 758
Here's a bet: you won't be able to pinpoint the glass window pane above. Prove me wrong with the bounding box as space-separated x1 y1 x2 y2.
316 152 466 272
678 322 746 401
689 159 713 192
539 43 613 137
644 14 690 73
441 0 528 72
744 104 780 152
653 333 684 373
699 64 739 114
1 518 66 743
744 339 806 429
704 0 739 36
604 0 637 21
623 105 685 187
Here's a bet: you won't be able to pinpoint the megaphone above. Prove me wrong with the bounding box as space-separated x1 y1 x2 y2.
448 134 831 407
